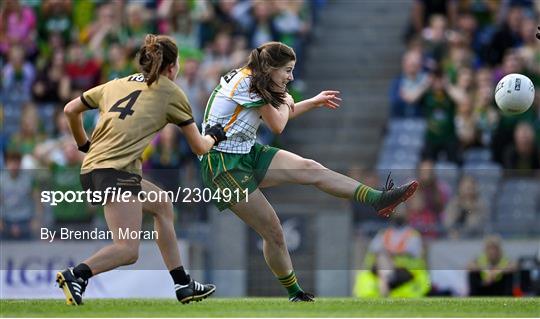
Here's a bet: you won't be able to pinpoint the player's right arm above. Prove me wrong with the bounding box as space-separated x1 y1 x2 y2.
169 87 226 155
64 96 91 151
65 82 108 152
180 123 219 156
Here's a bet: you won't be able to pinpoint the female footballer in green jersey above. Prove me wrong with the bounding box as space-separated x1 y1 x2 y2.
58 35 226 305
200 42 418 301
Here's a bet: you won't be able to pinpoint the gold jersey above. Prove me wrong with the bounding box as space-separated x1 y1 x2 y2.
80 73 194 175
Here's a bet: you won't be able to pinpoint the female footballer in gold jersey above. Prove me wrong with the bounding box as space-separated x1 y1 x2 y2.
58 35 225 305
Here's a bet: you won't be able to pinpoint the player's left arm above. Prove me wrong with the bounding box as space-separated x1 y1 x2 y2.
259 101 290 134
289 90 341 120
64 97 91 151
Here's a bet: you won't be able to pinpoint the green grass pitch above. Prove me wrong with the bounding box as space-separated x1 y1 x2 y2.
1 298 539 317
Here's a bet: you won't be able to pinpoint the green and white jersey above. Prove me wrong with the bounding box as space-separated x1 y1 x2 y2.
202 68 266 154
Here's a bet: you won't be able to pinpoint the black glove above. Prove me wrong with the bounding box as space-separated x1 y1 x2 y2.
205 123 227 145
78 140 91 153
536 26 540 40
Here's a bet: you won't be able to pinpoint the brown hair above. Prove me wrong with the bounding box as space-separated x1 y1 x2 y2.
138 34 178 86
245 42 296 108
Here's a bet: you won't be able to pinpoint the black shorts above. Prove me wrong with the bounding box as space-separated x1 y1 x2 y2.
80 168 142 206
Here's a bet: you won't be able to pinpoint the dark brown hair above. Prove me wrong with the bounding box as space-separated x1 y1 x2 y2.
138 34 178 86
245 42 296 108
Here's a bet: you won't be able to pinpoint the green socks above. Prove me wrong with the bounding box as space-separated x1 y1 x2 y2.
278 271 302 298
354 184 382 204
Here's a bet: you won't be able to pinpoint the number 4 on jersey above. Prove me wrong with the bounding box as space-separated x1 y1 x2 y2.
109 90 142 119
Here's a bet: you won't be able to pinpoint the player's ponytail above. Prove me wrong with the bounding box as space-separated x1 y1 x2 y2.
138 34 178 87
246 42 296 108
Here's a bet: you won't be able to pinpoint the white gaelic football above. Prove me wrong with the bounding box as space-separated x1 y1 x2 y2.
494 73 535 115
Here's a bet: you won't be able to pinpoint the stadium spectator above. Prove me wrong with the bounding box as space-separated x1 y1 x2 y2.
473 78 499 146
457 0 499 30
405 190 439 239
455 96 481 150
124 3 154 53
272 0 311 78
245 0 279 48
0 151 42 240
1 45 35 105
101 43 135 82
157 0 201 50
198 0 244 49
467 235 517 296
144 124 184 195
32 50 71 105
490 100 536 164
85 2 126 60
453 10 481 56
38 30 66 66
406 0 458 42
502 121 540 176
422 15 450 66
32 50 71 134
354 213 431 298
0 0 37 58
32 110 72 167
65 42 101 96
517 17 540 84
445 67 474 105
442 43 473 84
34 139 94 230
442 175 487 238
7 103 44 168
416 159 451 219
493 49 526 84
0 108 5 169
71 0 95 37
420 70 461 164
200 31 238 85
176 54 206 125
37 0 73 51
456 1 500 64
52 109 72 140
390 50 430 118
482 4 524 66
534 102 540 148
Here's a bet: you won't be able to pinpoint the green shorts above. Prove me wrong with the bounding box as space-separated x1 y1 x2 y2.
200 143 279 211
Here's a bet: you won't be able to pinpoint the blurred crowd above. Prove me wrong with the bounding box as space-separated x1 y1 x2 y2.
367 0 540 240
351 0 540 298
0 0 324 239
392 0 540 167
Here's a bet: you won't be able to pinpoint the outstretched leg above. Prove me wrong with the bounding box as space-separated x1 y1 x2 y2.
260 150 418 217
260 150 361 197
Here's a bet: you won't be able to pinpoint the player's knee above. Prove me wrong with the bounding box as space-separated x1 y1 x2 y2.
299 159 325 184
302 159 324 170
